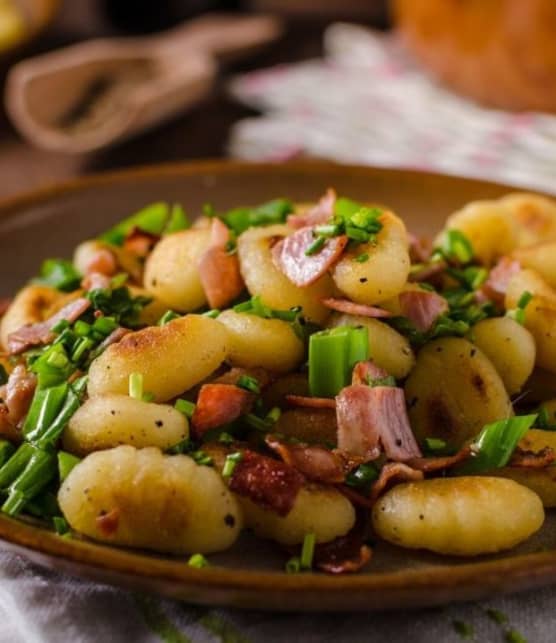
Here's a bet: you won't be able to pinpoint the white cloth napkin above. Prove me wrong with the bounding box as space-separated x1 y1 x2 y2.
229 23 556 195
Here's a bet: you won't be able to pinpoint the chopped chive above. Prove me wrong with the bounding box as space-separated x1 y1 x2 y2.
53 516 69 535
222 452 243 478
305 236 326 256
300 532 316 570
3 447 58 516
166 438 193 455
158 310 180 326
459 414 537 474
506 308 526 325
100 202 170 246
34 258 81 292
441 230 474 264
424 437 448 453
345 226 370 243
517 291 533 309
71 337 93 362
51 319 70 334
345 462 379 490
58 451 81 482
46 351 69 369
175 399 196 419
244 413 272 432
73 320 91 337
34 376 87 447
354 252 369 263
237 375 260 394
217 432 235 445
308 326 368 397
165 204 190 234
188 553 209 569
203 203 215 217
266 407 281 423
285 556 301 574
142 392 155 403
92 316 118 336
202 309 221 319
313 224 341 237
0 440 15 468
369 375 397 388
23 383 69 439
128 373 144 400
191 450 213 467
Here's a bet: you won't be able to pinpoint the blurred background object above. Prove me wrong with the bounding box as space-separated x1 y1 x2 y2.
394 0 556 112
0 0 59 57
5 13 281 152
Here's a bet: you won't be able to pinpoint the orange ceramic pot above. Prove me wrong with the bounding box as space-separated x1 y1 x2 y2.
393 0 556 111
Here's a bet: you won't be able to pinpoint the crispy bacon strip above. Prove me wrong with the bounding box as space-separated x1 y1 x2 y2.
336 385 381 460
265 435 362 484
509 446 555 469
336 385 422 461
123 227 159 259
406 446 472 472
191 383 254 438
285 394 336 410
314 524 372 574
8 297 91 355
198 218 244 309
272 227 348 287
478 257 521 306
96 508 120 536
287 188 336 229
398 290 449 332
322 297 394 318
4 364 36 426
229 450 304 516
370 462 424 503
351 360 389 386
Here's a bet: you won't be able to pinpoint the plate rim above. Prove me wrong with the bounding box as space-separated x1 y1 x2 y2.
1 158 555 610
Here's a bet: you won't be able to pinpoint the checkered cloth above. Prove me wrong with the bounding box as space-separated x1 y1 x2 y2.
229 23 556 194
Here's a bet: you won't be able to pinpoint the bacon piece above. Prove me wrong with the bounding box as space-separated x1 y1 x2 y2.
478 257 521 306
97 327 130 352
229 450 304 516
265 435 362 484
272 227 348 287
351 360 389 386
123 227 159 259
7 297 91 354
509 446 555 468
314 525 372 574
336 385 422 461
0 405 19 442
406 446 472 472
96 508 120 536
370 462 424 503
81 271 112 291
336 385 381 460
398 290 449 332
191 383 254 438
4 364 36 426
322 297 393 318
198 218 244 309
408 233 432 264
0 298 12 317
287 188 336 229
285 394 336 410
84 247 118 277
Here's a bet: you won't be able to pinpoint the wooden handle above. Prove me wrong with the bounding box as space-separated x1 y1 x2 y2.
152 13 283 60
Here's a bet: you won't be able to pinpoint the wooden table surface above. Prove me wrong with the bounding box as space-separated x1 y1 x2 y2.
0 1 370 200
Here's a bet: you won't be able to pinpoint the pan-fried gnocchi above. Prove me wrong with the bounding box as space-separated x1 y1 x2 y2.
58 446 242 554
88 314 228 401
372 477 544 555
63 394 189 455
3 187 556 573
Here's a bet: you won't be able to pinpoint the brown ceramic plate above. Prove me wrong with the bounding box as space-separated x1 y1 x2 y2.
1 160 555 611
